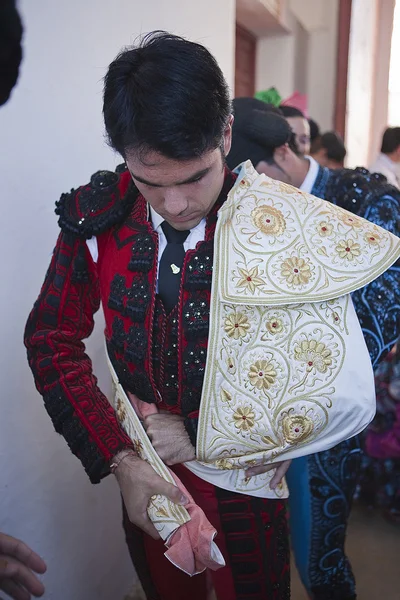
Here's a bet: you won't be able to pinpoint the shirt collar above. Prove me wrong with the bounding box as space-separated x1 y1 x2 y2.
300 156 320 193
148 205 164 232
148 204 206 235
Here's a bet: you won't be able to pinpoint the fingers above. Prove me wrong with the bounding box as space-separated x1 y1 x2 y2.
153 478 188 506
270 460 291 490
0 579 30 600
139 515 162 541
245 464 275 477
0 558 45 597
0 535 46 574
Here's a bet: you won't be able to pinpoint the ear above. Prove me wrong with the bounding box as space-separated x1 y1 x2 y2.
223 115 234 156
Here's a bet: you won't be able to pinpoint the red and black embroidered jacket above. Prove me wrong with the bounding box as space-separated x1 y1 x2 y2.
24 166 236 484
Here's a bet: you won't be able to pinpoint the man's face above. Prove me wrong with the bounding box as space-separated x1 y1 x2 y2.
286 116 311 155
125 124 232 231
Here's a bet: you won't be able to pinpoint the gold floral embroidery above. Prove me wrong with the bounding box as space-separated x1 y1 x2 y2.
233 406 256 431
215 458 234 470
226 356 237 375
294 339 332 373
282 414 314 443
335 239 361 260
266 318 284 334
248 359 277 391
338 212 363 228
251 205 286 236
280 256 312 286
236 266 265 294
224 312 250 339
364 231 382 246
116 399 126 422
316 221 333 237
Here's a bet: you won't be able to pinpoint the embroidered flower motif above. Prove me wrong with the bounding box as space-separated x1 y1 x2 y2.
335 239 361 260
364 231 382 246
226 356 237 376
280 256 312 286
316 221 333 237
233 406 256 431
236 266 265 294
116 399 126 423
294 339 332 373
251 205 286 236
338 212 363 228
248 359 277 391
266 318 284 334
215 458 235 470
282 414 314 444
224 312 251 339
332 312 341 324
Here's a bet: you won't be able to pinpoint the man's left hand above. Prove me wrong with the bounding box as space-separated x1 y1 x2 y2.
144 412 196 465
245 460 292 490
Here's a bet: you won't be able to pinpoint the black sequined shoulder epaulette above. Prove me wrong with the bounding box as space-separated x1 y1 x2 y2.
55 165 138 239
324 166 400 215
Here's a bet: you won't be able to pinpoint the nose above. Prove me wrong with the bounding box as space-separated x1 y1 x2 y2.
163 188 189 216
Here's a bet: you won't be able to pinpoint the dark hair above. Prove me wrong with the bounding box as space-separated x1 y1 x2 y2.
308 118 320 143
103 31 232 160
381 127 400 154
227 97 298 170
0 0 23 107
279 105 305 119
313 131 346 163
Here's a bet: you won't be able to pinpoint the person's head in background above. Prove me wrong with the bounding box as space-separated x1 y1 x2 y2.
0 0 23 106
380 127 400 163
227 98 310 188
311 131 347 170
279 105 311 155
103 31 233 231
309 118 321 153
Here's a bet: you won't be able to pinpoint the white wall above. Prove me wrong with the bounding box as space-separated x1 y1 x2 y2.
255 0 339 131
0 1 235 599
345 0 378 168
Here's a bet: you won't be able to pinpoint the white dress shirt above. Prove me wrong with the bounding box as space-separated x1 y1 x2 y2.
300 156 320 193
369 153 400 189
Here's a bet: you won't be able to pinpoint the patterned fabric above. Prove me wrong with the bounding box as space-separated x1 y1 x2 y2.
357 345 400 522
288 164 400 598
198 161 399 480
24 167 237 481
122 463 290 600
24 232 134 483
287 439 361 600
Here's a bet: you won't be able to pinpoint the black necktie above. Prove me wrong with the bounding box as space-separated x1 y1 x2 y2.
158 221 190 313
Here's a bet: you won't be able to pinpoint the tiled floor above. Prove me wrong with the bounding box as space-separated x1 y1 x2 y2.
125 506 400 599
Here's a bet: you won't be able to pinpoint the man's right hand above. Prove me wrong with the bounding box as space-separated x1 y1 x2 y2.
113 453 188 539
0 532 47 599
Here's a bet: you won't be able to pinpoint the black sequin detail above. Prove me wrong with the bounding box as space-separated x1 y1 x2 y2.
108 274 126 313
125 276 151 322
163 316 179 406
109 316 126 352
184 246 213 290
56 172 139 239
182 294 209 340
125 325 148 362
128 233 156 273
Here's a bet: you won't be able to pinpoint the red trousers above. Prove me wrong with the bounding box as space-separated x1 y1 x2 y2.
122 464 290 600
